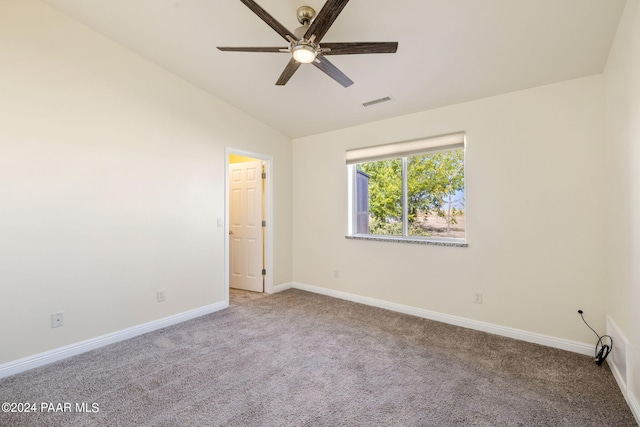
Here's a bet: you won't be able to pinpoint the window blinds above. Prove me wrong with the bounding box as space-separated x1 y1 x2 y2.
345 132 465 165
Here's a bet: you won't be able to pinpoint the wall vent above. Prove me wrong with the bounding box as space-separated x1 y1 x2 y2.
362 96 392 107
606 316 631 396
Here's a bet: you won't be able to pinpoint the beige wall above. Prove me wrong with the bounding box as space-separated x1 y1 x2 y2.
605 0 640 408
293 75 607 345
0 0 292 364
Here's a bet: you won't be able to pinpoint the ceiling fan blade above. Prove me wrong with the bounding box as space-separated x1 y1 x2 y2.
217 47 287 53
321 42 398 55
239 0 297 41
304 0 350 43
276 58 302 86
312 55 353 88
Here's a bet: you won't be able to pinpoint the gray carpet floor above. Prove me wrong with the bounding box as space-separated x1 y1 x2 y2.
0 289 636 426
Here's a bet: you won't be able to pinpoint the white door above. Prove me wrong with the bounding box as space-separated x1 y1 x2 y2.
229 160 264 292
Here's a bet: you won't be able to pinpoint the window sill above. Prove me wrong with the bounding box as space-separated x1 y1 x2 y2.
345 235 468 247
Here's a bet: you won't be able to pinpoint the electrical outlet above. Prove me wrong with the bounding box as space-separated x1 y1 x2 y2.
473 292 483 304
157 290 166 303
333 270 340 279
51 312 64 328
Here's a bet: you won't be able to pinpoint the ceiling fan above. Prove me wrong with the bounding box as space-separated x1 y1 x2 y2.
217 0 398 87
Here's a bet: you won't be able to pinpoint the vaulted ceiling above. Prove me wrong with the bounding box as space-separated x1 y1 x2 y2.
41 0 627 138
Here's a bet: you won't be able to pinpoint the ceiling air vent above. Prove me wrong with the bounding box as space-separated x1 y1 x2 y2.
362 96 392 108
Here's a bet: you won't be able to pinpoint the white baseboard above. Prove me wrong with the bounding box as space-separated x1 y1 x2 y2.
629 390 640 426
0 301 227 379
291 282 593 356
271 282 294 294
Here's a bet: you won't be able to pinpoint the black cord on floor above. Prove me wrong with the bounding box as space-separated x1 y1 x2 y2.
578 309 613 365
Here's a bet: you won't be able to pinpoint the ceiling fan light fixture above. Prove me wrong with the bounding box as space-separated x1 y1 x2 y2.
291 44 317 63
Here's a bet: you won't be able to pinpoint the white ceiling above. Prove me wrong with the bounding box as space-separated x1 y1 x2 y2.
41 0 627 138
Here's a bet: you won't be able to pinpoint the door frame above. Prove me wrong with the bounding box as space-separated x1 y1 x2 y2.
224 148 274 303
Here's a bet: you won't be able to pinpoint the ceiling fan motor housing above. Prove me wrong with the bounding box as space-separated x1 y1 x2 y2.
294 25 309 40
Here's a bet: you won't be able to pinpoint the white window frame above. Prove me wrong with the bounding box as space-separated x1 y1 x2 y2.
346 133 467 246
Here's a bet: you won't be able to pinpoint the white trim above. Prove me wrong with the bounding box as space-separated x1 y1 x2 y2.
225 148 274 296
291 282 593 356
629 390 640 426
271 282 294 294
0 301 226 379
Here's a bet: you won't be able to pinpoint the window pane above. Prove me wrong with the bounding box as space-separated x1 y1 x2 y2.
357 159 403 236
406 149 465 238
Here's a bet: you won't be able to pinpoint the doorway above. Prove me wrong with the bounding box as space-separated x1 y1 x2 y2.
225 149 273 302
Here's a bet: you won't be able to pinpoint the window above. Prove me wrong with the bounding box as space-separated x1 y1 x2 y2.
347 133 465 243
